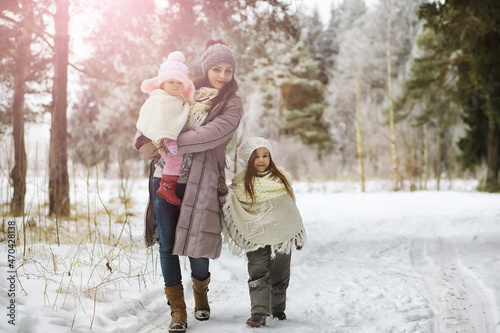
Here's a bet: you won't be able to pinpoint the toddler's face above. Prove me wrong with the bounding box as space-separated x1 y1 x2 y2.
161 79 184 97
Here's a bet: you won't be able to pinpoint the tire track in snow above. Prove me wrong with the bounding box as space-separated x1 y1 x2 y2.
410 237 489 332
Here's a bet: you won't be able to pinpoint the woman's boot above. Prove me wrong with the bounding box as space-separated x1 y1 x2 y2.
192 274 211 321
164 284 187 333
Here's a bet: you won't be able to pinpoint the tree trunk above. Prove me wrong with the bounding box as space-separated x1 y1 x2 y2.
354 71 365 192
386 13 399 191
48 0 70 217
435 126 441 191
423 123 429 190
447 129 454 190
10 1 33 216
485 114 500 192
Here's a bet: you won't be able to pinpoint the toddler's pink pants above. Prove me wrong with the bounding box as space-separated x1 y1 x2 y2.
160 139 182 176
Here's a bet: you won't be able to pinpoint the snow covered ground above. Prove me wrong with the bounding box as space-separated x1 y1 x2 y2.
1 177 499 333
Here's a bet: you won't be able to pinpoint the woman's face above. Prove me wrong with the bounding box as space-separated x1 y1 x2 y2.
253 147 270 173
207 63 234 90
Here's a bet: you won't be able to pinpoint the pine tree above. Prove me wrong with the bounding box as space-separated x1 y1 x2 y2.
48 0 70 217
419 0 500 191
5 1 32 216
395 28 463 189
303 7 329 85
1 0 51 216
337 0 367 34
322 3 341 75
248 40 333 155
385 6 399 191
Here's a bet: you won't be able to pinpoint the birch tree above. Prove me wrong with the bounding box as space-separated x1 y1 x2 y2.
385 8 399 191
326 0 367 178
358 0 424 186
354 70 365 191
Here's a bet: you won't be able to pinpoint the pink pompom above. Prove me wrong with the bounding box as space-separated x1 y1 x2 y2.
167 51 185 63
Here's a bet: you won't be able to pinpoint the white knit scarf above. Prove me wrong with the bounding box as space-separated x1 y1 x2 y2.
222 168 306 258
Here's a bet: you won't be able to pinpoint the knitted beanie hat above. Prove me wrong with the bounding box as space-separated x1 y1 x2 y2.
201 40 237 76
237 137 273 164
141 51 195 101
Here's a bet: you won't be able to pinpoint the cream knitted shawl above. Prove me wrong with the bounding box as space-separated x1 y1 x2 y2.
222 168 306 258
136 89 190 143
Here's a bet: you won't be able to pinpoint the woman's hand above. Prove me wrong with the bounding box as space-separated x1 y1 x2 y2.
140 142 162 160
135 131 161 160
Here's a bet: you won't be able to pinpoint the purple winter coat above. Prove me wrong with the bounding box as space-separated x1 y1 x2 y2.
136 92 243 260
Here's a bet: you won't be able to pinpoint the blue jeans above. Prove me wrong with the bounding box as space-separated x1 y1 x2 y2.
153 177 209 287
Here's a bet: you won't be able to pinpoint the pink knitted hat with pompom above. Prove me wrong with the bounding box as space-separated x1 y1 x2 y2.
141 51 195 102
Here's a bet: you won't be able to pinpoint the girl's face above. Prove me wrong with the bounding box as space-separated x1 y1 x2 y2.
207 63 234 90
253 147 270 173
161 79 184 97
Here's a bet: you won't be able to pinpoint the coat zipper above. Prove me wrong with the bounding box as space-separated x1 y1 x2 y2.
183 151 206 254
180 94 233 254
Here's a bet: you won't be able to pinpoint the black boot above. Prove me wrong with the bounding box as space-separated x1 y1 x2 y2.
272 312 286 320
246 313 266 327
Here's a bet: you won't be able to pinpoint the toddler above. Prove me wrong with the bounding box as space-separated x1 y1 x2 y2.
136 51 194 205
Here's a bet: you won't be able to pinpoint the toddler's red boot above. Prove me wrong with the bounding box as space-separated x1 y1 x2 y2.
157 175 181 205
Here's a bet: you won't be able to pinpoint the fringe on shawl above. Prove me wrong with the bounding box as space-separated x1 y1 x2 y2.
221 197 307 259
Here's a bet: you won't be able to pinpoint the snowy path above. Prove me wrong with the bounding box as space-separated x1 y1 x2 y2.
134 190 500 333
3 184 500 333
410 237 489 332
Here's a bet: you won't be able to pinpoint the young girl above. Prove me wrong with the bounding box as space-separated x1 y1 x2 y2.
222 137 306 328
136 51 195 205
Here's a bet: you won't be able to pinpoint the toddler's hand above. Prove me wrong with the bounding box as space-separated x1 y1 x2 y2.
165 141 178 154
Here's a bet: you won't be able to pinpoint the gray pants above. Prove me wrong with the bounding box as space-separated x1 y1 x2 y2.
246 246 291 315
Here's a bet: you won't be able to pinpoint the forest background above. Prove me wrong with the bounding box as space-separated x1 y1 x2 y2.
1 0 500 220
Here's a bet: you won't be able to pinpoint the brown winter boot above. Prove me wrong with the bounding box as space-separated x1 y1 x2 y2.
164 284 187 333
192 274 211 321
157 174 181 205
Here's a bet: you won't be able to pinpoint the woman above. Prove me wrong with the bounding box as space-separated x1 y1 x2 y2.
135 39 243 333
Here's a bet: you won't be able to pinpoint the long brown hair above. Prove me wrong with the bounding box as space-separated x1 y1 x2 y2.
244 150 295 206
